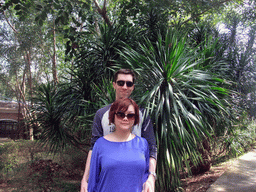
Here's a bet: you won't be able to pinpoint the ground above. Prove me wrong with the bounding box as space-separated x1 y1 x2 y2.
0 138 232 192
0 158 228 192
0 166 227 192
181 165 228 192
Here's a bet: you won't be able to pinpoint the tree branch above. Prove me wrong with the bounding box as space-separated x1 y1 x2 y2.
179 0 232 26
3 11 18 33
93 0 112 26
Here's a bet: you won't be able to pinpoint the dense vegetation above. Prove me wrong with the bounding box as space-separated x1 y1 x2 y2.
1 0 256 191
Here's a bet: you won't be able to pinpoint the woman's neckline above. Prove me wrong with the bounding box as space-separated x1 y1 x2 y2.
103 134 136 143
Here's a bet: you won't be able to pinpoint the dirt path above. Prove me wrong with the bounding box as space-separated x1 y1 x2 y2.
182 163 229 192
207 149 256 192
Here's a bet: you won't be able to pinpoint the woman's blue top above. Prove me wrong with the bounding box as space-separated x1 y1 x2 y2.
88 135 149 192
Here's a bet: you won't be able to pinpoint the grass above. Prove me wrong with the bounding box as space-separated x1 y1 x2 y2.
0 139 88 192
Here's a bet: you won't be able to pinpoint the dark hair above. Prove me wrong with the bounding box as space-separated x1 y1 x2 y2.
113 69 136 83
109 98 139 125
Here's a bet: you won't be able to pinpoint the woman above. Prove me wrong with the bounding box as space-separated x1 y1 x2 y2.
88 98 149 192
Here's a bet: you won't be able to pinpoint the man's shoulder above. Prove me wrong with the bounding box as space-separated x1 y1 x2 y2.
95 104 112 117
138 105 146 113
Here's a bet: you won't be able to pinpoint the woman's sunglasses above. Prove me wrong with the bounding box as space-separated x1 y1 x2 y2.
116 80 134 87
115 112 135 120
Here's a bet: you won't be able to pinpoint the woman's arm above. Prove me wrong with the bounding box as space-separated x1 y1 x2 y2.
143 157 157 192
80 150 92 192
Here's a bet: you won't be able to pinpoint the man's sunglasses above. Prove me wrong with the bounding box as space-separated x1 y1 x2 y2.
115 112 135 120
116 80 134 87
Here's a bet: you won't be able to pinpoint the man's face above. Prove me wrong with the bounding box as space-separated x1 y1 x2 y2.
113 74 134 100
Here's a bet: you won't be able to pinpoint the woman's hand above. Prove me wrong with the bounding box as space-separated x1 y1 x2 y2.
142 174 155 192
80 177 88 192
81 150 92 192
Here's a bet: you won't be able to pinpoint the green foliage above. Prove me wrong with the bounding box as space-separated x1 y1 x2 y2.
2 0 256 191
227 118 256 157
30 23 135 153
31 71 114 153
46 22 141 147
119 29 230 191
31 82 82 153
209 114 256 166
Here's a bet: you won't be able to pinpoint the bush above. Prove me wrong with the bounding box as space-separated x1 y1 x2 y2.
210 119 256 165
227 121 256 157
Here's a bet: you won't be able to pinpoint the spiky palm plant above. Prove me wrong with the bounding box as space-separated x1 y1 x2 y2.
56 23 136 140
31 82 81 153
31 22 136 152
119 29 229 191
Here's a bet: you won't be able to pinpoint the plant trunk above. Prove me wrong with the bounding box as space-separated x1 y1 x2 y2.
52 21 58 85
93 0 112 26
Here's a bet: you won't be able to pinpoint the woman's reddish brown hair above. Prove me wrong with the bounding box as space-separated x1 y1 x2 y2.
109 98 140 125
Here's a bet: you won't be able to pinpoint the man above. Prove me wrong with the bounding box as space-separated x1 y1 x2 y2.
81 69 157 192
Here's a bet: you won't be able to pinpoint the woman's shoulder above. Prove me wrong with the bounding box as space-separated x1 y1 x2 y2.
134 135 148 145
133 136 149 153
94 136 107 146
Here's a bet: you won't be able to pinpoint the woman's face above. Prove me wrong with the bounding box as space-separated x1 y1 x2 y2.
114 104 135 132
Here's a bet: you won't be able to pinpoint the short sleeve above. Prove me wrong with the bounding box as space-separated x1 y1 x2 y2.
90 111 103 150
140 109 157 160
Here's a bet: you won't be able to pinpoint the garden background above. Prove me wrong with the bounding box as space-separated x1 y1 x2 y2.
1 0 256 191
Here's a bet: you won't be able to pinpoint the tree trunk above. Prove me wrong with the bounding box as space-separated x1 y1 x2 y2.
22 51 34 140
93 0 112 26
52 21 59 85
